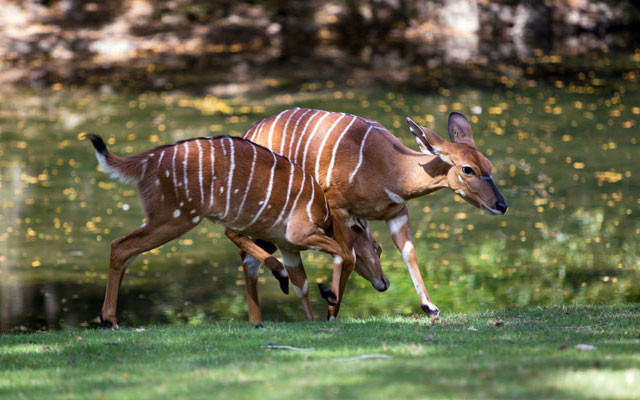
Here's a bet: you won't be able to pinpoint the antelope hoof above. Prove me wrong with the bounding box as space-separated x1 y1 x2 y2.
421 303 440 318
255 322 264 329
318 283 338 305
99 313 117 329
271 269 289 295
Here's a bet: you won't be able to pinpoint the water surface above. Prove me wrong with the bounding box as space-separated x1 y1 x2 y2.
1 53 638 331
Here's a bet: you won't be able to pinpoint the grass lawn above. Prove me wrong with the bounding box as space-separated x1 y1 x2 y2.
1 305 639 399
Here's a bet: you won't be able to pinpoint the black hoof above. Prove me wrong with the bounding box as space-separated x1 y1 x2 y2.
255 322 264 329
99 313 114 329
271 269 289 295
421 304 440 318
318 283 338 305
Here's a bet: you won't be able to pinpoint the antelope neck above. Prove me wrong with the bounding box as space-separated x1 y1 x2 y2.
394 151 451 200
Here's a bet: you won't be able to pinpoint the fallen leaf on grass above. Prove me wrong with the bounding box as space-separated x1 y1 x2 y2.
575 344 597 351
333 354 392 362
265 344 313 351
468 326 478 331
135 328 148 332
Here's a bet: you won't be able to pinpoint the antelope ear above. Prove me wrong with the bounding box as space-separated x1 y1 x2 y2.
351 218 370 235
448 112 475 147
406 117 452 162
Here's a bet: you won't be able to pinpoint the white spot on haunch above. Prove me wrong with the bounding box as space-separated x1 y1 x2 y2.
384 188 405 204
155 179 160 186
190 209 196 214
192 216 200 224
173 209 181 218
179 202 184 207
165 170 170 177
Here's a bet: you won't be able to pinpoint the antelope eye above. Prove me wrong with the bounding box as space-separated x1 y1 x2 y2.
462 166 475 175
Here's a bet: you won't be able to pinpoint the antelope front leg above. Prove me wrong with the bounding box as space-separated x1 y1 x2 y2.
225 229 288 325
386 206 439 317
279 249 314 321
326 208 355 320
225 229 289 293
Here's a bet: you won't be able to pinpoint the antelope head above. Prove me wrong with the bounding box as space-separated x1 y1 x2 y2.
406 113 508 215
351 218 389 292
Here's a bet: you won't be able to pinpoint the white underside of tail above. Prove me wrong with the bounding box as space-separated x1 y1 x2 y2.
95 152 138 184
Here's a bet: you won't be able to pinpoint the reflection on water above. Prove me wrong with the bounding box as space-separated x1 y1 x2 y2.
1 52 639 332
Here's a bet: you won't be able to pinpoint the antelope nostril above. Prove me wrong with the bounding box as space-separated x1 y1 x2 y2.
495 201 508 214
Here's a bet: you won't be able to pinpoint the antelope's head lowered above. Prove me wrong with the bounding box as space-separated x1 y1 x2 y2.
406 113 508 215
351 218 389 292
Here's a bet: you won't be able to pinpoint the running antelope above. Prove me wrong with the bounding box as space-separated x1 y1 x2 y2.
243 108 507 318
84 134 387 327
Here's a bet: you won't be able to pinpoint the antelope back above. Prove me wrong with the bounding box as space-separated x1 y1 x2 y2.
139 136 330 236
243 108 372 192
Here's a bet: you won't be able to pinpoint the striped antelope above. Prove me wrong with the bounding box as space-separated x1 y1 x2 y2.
84 134 386 327
243 108 508 318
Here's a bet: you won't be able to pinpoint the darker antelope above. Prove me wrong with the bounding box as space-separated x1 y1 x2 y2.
244 108 507 318
84 134 387 327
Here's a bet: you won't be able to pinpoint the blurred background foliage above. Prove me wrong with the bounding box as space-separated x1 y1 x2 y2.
0 1 639 331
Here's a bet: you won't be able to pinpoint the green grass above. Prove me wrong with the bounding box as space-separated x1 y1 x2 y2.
2 306 639 399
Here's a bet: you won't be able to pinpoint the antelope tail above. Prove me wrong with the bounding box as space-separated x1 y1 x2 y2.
85 134 145 184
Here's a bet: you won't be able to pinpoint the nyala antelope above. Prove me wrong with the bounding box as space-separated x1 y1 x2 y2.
243 108 508 318
85 134 387 327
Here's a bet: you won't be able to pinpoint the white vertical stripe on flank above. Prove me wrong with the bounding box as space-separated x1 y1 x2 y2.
286 171 306 225
309 113 344 179
292 110 322 162
270 160 296 229
245 120 261 142
229 143 257 225
313 114 349 185
253 120 267 143
183 141 190 200
196 140 204 205
348 125 373 184
209 140 215 208
306 177 316 221
157 150 165 169
286 109 312 159
325 115 357 187
171 145 179 199
297 111 330 164
237 150 277 230
268 110 288 149
222 137 235 218
279 108 301 154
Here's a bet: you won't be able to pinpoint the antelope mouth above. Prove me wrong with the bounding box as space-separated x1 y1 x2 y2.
481 205 504 215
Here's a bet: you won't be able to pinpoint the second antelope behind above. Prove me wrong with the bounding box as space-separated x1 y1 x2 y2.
85 134 387 327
